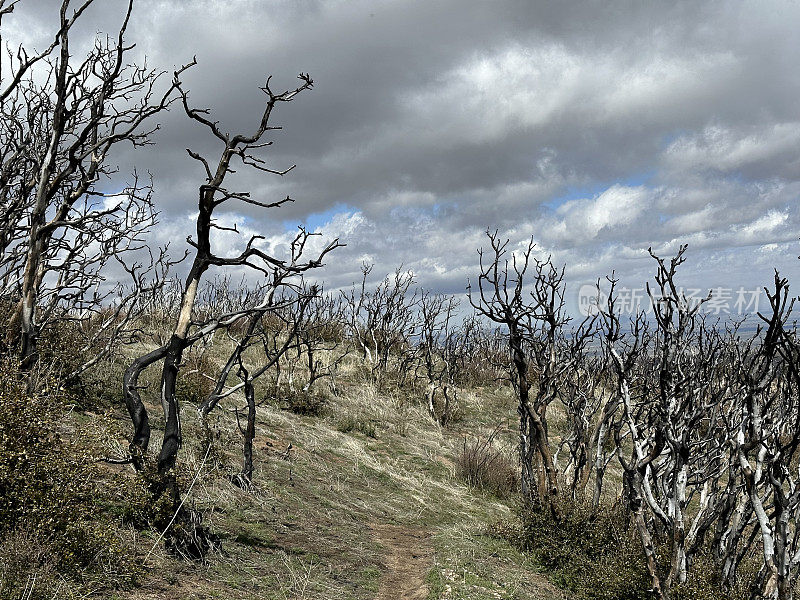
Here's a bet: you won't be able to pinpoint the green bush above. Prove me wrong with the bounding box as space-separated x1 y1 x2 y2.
492 500 756 600
491 502 652 600
266 382 328 416
336 413 378 438
670 550 759 600
0 363 141 597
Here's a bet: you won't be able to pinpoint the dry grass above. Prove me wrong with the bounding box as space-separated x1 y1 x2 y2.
105 355 544 598
456 430 519 499
10 330 569 600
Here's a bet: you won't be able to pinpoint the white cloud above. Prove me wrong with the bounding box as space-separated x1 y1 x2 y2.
740 209 789 238
664 123 800 175
406 43 738 146
542 185 652 244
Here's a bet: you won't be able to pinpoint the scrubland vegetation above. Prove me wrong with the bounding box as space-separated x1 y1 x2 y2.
2 1 800 599
4 237 800 600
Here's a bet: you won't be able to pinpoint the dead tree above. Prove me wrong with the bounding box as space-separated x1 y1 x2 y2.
610 247 738 599
0 63 42 301
596 274 647 507
455 316 507 388
199 281 315 488
416 291 460 425
342 264 418 386
61 243 179 381
0 0 101 296
0 7 60 300
553 314 604 502
30 183 183 382
468 231 563 514
0 0 190 366
291 287 349 394
524 255 594 510
469 232 536 502
726 272 800 600
121 69 340 496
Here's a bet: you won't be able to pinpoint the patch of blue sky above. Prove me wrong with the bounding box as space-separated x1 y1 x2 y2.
543 170 656 211
283 202 355 232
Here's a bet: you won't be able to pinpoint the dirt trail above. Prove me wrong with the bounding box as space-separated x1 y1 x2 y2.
372 524 433 600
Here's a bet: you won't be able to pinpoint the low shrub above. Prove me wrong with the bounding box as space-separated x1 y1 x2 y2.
336 413 378 438
0 362 141 596
455 431 517 498
490 502 650 600
266 382 328 416
492 499 754 600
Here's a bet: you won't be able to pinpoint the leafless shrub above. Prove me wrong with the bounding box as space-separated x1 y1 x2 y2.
341 263 419 387
456 428 518 498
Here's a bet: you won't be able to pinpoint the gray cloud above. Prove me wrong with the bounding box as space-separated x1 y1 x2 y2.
8 0 800 310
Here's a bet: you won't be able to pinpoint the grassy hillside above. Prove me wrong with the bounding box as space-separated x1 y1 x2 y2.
118 372 562 600
0 348 563 600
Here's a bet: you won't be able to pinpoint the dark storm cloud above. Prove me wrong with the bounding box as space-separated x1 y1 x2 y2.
8 0 800 304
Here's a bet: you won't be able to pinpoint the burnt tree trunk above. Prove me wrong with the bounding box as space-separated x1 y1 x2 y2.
158 334 188 477
239 364 256 486
122 344 170 469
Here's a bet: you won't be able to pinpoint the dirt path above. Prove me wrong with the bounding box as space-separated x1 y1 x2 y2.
372 524 433 600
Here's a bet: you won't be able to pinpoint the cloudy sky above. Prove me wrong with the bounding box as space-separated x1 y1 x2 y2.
9 0 800 315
